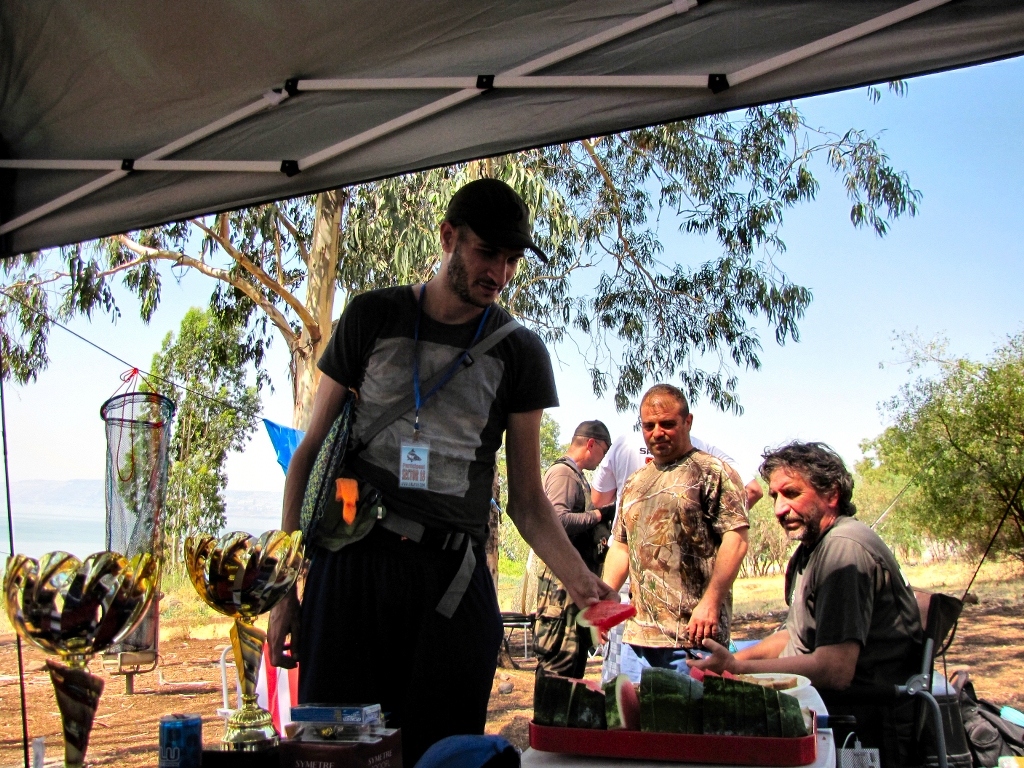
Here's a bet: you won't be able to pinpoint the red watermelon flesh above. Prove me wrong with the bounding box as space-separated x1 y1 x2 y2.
571 676 604 694
604 674 641 730
578 600 636 630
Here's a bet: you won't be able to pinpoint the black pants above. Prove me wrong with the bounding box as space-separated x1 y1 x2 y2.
298 526 503 768
630 645 696 675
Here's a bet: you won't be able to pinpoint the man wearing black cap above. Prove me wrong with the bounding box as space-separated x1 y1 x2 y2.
269 179 615 767
534 419 613 678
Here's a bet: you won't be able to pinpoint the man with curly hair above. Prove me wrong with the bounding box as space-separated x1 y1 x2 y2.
690 441 923 767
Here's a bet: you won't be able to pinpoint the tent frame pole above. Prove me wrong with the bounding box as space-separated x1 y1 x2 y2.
0 0 953 237
0 90 289 237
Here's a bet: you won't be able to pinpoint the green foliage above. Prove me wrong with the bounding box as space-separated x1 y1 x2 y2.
1 98 918 417
867 332 1024 559
852 455 925 562
740 482 792 577
497 413 566 562
150 308 262 562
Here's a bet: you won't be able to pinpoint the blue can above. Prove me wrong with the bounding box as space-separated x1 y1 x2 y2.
159 714 202 768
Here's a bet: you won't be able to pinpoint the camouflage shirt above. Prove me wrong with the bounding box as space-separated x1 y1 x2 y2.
612 449 748 647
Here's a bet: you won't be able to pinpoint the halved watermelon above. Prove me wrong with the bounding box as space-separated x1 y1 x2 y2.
603 674 641 731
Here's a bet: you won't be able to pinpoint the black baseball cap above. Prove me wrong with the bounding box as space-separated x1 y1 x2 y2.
574 420 612 446
444 178 548 263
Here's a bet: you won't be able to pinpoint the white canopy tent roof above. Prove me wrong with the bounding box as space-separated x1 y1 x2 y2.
2 0 1024 257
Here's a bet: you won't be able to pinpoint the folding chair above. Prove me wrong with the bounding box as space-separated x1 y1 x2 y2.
824 590 965 768
912 590 969 768
500 612 535 659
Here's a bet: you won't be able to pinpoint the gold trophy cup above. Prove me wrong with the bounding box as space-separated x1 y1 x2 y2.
4 550 158 767
184 530 304 751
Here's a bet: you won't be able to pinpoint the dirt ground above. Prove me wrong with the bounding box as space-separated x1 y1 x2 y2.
3 593 1024 768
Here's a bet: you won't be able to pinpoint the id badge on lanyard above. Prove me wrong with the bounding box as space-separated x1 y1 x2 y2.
399 283 490 490
399 435 430 489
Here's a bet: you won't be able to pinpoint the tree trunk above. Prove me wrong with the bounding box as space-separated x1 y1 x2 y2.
292 190 346 430
490 472 521 669
487 472 501 597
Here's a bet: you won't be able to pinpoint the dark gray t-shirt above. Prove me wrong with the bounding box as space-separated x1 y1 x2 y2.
317 285 558 543
781 516 923 687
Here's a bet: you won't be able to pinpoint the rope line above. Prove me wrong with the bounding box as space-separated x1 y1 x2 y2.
960 474 1024 602
0 289 250 415
869 455 937 531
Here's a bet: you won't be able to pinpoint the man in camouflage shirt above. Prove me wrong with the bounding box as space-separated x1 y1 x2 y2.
603 384 748 670
534 420 613 678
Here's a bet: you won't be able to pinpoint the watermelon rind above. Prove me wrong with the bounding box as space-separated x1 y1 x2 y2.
764 686 783 737
567 681 607 729
603 679 623 729
688 672 704 734
534 674 574 727
741 683 768 737
779 691 808 737
703 676 726 735
603 675 640 731
638 667 704 734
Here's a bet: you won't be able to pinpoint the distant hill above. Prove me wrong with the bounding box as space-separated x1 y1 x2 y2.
9 479 104 509
5 479 282 529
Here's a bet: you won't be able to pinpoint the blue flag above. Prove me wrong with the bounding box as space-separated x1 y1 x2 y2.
263 419 305 475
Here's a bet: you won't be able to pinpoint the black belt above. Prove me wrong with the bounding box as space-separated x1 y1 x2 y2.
377 509 476 619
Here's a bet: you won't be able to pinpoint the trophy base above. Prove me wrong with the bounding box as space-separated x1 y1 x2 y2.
222 706 279 751
47 659 104 768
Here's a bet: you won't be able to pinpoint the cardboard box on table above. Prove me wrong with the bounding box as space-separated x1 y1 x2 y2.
279 729 402 768
200 729 402 768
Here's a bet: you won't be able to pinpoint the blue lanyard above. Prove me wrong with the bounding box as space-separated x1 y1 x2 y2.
412 283 492 433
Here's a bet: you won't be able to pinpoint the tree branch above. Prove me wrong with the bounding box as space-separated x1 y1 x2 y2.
273 205 309 267
191 219 320 340
116 235 299 348
581 139 699 303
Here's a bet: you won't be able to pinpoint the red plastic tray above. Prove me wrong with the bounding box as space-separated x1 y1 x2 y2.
529 721 818 765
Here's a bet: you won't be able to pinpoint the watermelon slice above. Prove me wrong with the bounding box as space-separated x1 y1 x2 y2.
567 682 607 729
639 668 704 734
577 600 636 645
779 691 808 737
603 675 641 731
534 674 606 729
534 674 574 727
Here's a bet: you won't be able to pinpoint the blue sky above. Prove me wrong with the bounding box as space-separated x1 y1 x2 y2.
5 55 1024 492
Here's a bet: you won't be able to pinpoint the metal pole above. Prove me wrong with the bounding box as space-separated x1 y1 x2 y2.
0 345 31 768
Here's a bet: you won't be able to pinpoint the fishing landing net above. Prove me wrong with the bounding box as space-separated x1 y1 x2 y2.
100 391 175 654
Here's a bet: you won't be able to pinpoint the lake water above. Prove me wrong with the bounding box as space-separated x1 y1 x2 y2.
0 480 284 560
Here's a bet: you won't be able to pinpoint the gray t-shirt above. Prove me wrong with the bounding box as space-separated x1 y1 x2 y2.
782 516 923 687
318 285 558 543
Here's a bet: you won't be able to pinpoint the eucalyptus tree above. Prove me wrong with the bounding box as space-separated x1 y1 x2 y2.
0 98 919 428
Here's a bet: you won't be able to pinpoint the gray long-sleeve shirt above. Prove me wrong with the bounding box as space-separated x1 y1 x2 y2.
542 457 601 536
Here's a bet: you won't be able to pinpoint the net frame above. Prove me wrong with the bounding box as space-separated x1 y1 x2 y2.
100 391 175 654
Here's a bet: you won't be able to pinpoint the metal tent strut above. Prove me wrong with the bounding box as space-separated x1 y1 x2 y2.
0 0 950 238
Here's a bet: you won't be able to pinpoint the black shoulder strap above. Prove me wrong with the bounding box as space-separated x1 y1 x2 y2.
553 456 593 511
554 456 585 483
355 319 522 451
